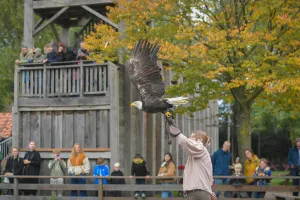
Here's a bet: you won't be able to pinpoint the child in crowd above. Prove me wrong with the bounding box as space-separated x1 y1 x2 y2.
93 157 109 196
110 162 125 197
227 161 248 198
48 148 66 197
130 154 150 199
254 158 272 198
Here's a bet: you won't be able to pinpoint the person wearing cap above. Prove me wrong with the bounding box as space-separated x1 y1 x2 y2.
288 138 300 196
254 158 272 198
110 162 125 197
33 48 46 63
130 154 150 199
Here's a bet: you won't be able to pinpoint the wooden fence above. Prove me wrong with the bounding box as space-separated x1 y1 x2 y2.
16 61 108 98
0 175 299 200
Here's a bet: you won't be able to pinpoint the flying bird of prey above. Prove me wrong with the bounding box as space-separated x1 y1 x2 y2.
125 39 188 133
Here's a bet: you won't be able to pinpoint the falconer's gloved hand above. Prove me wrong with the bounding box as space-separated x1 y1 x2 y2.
167 124 182 138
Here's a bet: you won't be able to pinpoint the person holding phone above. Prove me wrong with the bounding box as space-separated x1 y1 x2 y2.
48 148 66 197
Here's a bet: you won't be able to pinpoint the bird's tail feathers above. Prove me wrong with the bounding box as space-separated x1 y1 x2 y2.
165 96 188 106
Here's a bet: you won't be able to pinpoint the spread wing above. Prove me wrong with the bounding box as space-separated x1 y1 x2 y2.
125 39 165 107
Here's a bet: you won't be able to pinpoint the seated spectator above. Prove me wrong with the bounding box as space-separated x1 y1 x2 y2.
110 162 125 197
33 48 46 63
57 42 67 61
254 158 272 198
130 154 150 199
227 161 248 198
4 147 24 195
77 41 89 60
158 152 176 198
43 44 62 63
93 157 109 196
48 148 66 197
15 46 33 65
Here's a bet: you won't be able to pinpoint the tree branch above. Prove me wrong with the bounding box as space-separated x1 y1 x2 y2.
246 86 264 104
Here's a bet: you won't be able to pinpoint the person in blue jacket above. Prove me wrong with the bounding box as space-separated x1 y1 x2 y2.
211 141 232 198
288 138 300 197
93 157 110 196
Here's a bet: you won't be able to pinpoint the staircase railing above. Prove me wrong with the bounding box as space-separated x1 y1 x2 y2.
0 137 12 159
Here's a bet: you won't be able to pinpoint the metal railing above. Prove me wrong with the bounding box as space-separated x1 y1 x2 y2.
0 175 299 200
0 137 12 159
16 61 109 98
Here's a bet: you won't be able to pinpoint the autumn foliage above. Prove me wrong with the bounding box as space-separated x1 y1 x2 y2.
85 0 300 158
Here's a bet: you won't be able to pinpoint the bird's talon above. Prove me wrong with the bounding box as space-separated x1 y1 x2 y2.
165 112 171 117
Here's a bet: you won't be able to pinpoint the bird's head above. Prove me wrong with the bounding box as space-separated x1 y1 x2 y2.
130 101 143 110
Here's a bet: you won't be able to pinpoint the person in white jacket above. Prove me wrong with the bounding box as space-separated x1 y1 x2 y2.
67 143 90 196
168 125 216 200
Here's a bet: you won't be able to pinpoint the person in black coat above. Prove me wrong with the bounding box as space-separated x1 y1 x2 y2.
4 147 24 195
130 154 150 199
110 162 125 197
43 44 63 63
22 141 41 196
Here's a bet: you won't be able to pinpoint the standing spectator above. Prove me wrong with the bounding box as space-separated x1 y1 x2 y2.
110 162 125 197
22 141 41 196
48 148 66 197
211 141 231 198
158 152 176 198
77 42 89 60
168 127 216 200
244 149 260 198
130 154 150 199
4 147 24 195
33 48 46 63
288 138 300 197
57 42 67 61
254 158 272 198
93 157 109 196
43 44 62 63
15 46 33 65
67 143 90 197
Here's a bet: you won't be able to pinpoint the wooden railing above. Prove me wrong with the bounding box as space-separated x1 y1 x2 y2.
0 176 299 200
16 61 109 98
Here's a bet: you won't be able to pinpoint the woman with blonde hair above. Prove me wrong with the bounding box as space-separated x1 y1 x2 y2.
68 143 90 196
168 126 216 200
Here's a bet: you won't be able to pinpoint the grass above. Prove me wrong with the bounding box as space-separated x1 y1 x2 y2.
270 171 292 186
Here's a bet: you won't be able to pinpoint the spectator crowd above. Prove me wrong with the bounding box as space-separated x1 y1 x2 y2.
1 137 300 199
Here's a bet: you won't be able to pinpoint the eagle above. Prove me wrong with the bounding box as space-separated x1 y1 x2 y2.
125 39 188 141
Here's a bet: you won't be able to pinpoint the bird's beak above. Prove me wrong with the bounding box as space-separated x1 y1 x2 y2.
130 103 134 107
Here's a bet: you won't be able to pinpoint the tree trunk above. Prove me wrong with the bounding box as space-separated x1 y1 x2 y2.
236 102 252 163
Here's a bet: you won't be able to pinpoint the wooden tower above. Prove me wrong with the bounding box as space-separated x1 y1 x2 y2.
13 0 219 193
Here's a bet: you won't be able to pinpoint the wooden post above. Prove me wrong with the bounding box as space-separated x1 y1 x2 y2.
108 62 119 169
80 61 84 97
24 0 34 47
13 178 18 200
98 178 103 200
43 64 47 98
12 66 19 147
61 27 70 46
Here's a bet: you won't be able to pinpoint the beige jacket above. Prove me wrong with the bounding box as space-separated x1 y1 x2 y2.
158 161 176 183
177 134 213 193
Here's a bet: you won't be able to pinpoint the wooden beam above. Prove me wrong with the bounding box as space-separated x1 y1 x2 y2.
33 6 69 36
24 0 34 47
19 152 111 159
81 5 119 30
33 0 115 9
19 147 110 152
50 23 60 42
18 97 110 107
34 18 45 29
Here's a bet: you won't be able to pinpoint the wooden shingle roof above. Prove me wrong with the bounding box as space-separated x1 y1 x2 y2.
0 113 12 138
